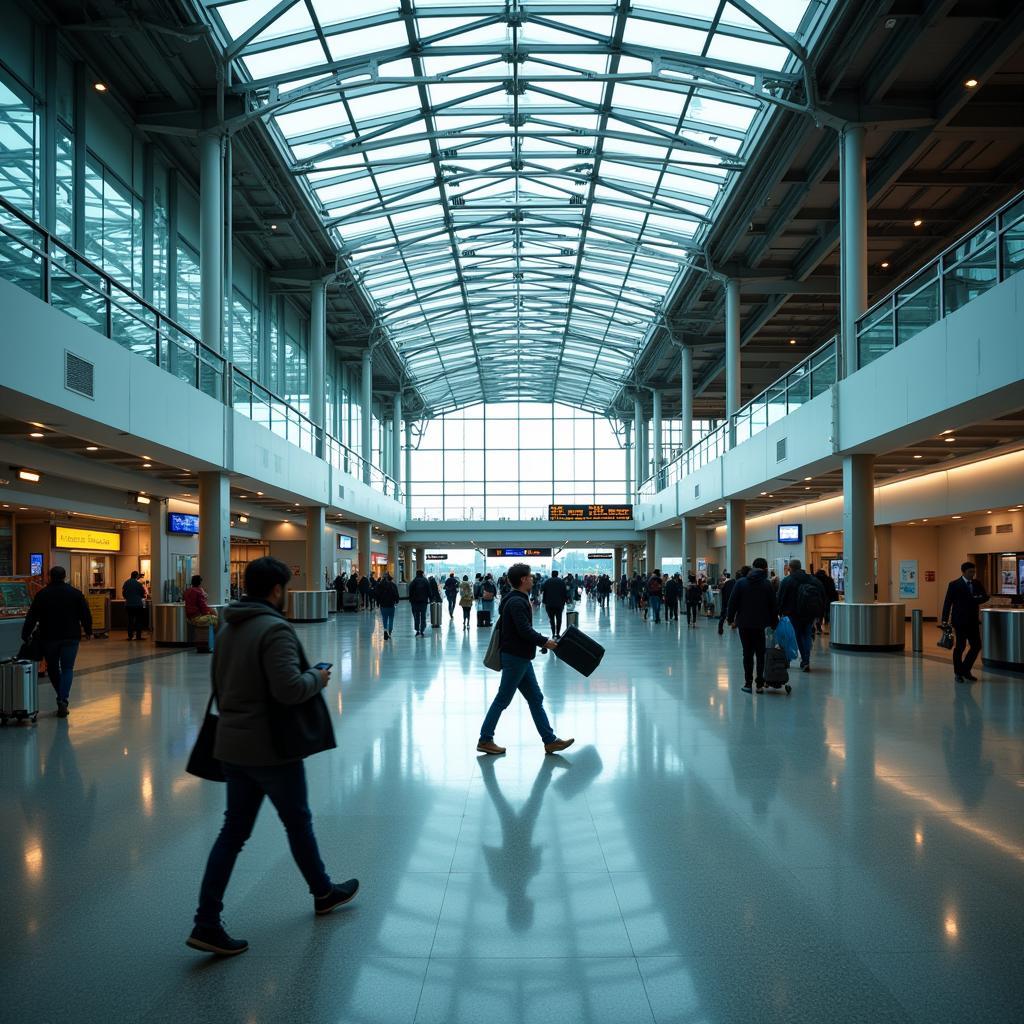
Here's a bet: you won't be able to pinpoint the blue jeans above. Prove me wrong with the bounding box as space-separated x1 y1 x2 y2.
196 761 330 926
411 602 427 633
794 620 814 667
45 640 79 703
480 653 556 744
649 596 663 622
380 606 395 632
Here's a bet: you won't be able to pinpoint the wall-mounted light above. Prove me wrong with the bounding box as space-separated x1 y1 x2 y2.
136 495 151 505
239 515 248 524
18 469 41 483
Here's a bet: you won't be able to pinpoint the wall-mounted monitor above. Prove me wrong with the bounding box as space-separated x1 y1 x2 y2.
338 535 353 550
777 523 802 544
168 513 200 536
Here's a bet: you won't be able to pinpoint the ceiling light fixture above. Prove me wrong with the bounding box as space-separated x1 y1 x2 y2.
18 469 41 483
93 82 107 92
880 261 889 268
788 338 796 345
86 445 99 451
142 463 152 468
945 437 955 443
952 515 962 520
239 515 248 524
804 476 812 481
29 432 44 439
270 223 278 231
136 495 151 505
913 454 923 459
913 218 923 227
964 78 978 88
940 429 953 435
256 491 264 496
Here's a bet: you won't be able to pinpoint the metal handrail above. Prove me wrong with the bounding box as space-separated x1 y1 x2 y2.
0 194 404 506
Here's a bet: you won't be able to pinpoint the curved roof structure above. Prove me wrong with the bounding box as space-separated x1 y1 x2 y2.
207 1 827 413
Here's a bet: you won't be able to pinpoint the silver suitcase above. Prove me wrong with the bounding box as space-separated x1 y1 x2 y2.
430 602 443 628
565 610 580 629
0 659 39 724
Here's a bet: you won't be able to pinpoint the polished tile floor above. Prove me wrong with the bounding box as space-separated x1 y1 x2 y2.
2 599 1023 1023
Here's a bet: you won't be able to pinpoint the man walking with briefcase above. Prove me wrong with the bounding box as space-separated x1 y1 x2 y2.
477 563 574 757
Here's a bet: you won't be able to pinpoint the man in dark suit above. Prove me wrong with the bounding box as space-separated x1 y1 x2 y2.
941 561 989 683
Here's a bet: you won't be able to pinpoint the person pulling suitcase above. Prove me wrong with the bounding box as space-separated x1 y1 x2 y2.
477 563 574 757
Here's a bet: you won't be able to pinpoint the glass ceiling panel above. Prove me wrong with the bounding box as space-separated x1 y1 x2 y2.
207 0 821 413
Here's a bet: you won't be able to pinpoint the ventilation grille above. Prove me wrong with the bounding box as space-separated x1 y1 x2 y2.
974 526 992 536
64 351 94 399
694 484 700 498
776 437 787 462
338 485 345 500
996 523 1013 534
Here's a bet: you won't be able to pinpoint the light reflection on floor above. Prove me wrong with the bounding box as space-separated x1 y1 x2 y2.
1 599 1022 1023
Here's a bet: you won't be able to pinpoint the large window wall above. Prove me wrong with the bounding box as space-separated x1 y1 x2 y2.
410 402 627 521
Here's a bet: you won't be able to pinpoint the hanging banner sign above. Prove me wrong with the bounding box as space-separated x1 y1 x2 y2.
487 548 552 558
425 553 448 560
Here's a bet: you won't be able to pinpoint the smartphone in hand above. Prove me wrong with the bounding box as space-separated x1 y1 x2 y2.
314 662 333 671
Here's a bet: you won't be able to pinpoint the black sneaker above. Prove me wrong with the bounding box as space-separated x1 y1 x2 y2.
314 879 359 915
741 684 753 693
186 923 249 956
964 673 979 682
56 701 69 718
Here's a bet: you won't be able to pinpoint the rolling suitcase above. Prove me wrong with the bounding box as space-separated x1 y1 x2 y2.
477 609 492 627
430 602 443 628
553 625 605 677
763 646 791 694
0 658 39 725
342 593 359 612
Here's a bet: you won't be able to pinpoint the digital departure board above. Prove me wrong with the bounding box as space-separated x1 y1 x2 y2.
487 548 553 558
548 504 633 522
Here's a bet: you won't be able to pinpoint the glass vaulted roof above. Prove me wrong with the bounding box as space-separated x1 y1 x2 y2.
206 1 819 414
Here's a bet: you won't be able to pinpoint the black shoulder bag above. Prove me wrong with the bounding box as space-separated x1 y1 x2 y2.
186 692 226 782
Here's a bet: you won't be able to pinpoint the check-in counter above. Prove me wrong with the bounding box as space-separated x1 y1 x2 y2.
982 608 1024 673
286 590 329 623
830 602 906 652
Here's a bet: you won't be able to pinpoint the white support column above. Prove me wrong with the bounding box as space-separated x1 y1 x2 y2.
198 471 230 604
149 498 169 604
416 547 426 575
843 454 876 604
360 349 373 485
310 279 326 458
199 133 223 354
387 534 399 578
623 418 632 501
840 125 868 379
632 395 644 496
681 516 698 578
725 278 741 442
646 530 658 574
651 389 663 487
405 419 413 517
726 499 746 578
679 343 693 451
392 392 403 493
358 521 374 578
305 507 327 591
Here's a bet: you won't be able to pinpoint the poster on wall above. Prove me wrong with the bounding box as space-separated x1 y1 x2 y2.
898 559 918 599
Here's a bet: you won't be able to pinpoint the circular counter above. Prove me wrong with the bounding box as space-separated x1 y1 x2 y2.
982 608 1024 673
286 590 330 623
830 602 906 652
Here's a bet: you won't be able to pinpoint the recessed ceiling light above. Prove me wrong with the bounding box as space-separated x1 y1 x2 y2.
880 261 889 268
93 82 107 92
18 469 40 483
944 437 955 443
804 476 812 481
913 218 923 227
86 445 99 451
239 515 248 524
805 486 810 490
913 454 923 459
239 494 247 499
788 338 796 345
256 491 264 496
29 422 45 429
760 491 767 495
986 510 992 514
142 463 152 468
136 495 151 505
940 429 953 435
922 519 928 522
270 223 278 230
952 515 962 520
964 78 978 88
29 432 44 438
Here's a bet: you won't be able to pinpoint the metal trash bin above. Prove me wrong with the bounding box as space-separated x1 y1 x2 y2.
153 604 191 647
430 602 443 628
328 590 338 613
286 590 329 623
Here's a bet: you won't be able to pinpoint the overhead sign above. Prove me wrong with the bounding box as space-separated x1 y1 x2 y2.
587 553 613 559
372 552 389 565
426 553 448 560
54 526 122 553
777 524 802 544
548 503 633 521
487 548 552 558
168 512 199 535
338 535 354 550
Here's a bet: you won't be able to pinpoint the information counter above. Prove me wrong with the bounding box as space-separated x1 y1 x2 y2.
830 602 906 652
982 608 1024 673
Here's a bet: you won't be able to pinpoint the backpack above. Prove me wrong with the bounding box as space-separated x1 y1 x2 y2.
796 579 825 621
473 582 483 598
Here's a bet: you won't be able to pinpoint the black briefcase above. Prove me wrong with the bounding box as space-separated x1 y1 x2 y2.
553 625 605 677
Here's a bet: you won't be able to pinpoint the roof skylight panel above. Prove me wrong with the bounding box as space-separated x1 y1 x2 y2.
622 16 707 54
242 39 328 81
706 33 790 73
276 102 351 140
325 19 408 61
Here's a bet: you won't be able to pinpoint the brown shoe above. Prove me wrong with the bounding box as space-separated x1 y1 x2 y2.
544 738 574 754
477 740 506 755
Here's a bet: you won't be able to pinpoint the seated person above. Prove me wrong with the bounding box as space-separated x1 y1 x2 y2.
184 575 218 628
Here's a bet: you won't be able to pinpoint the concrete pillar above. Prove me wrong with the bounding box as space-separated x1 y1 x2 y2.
404 419 413 516
305 507 326 591
726 499 746 578
681 516 698 578
651 389 663 486
875 523 892 602
840 125 867 379
310 279 326 457
149 498 169 604
392 392 403 492
387 534 399 578
361 349 373 485
623 418 632 501
632 395 644 495
679 343 693 451
358 521 374 577
199 133 223 354
639 417 649 484
416 546 426 575
646 530 658 574
613 546 623 582
725 278 741 439
843 454 876 603
198 471 230 604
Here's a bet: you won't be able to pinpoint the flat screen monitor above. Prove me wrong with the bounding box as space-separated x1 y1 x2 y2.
777 523 802 544
338 535 353 550
168 512 200 535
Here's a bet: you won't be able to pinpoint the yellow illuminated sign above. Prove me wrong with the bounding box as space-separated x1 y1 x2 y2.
54 526 122 552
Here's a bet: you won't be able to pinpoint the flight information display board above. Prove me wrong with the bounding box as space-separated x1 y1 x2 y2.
548 504 633 521
487 548 553 558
